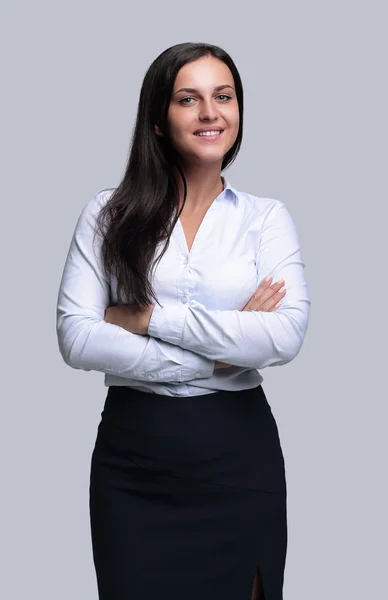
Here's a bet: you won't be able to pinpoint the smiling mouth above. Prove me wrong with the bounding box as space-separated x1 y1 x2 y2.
194 130 224 137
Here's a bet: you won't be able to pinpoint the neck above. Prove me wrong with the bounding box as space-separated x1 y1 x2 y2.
173 164 224 212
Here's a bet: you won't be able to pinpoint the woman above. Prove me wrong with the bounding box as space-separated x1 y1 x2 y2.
56 42 310 600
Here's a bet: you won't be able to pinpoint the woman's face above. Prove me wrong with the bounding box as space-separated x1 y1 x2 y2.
158 56 240 166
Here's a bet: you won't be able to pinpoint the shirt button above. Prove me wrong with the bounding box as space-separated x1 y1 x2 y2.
181 296 188 304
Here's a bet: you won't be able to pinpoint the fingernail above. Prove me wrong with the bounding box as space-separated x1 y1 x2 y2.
265 275 272 282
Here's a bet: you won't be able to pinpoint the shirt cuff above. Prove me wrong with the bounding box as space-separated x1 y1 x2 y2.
180 350 215 381
148 303 188 345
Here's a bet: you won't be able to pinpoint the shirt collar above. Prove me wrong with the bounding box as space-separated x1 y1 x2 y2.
220 175 239 202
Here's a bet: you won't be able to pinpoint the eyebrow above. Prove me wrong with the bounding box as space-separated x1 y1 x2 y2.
173 84 235 96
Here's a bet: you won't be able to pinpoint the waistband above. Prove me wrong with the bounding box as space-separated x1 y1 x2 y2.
101 384 269 435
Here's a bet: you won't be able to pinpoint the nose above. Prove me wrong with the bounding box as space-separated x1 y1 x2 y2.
198 98 219 122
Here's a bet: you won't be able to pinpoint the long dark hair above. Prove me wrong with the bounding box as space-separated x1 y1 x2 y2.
95 42 244 309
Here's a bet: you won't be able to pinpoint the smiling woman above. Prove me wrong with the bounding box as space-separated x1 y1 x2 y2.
158 58 240 172
57 41 310 600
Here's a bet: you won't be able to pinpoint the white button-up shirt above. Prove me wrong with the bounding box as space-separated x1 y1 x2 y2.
56 176 310 396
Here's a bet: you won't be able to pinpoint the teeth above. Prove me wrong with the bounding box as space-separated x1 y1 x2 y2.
196 130 222 136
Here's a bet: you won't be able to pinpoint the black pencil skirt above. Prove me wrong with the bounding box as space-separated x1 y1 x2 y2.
89 384 287 599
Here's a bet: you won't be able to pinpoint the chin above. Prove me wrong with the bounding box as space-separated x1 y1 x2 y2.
193 145 228 158
193 153 226 165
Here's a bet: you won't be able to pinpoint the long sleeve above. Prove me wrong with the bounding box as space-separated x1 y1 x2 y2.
56 191 215 382
147 200 311 369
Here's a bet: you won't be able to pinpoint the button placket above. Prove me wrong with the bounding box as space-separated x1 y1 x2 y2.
179 260 194 304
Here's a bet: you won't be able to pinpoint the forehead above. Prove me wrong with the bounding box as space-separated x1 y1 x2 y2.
173 57 234 90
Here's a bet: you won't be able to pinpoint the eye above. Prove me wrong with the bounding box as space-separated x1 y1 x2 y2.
178 94 233 105
179 97 196 105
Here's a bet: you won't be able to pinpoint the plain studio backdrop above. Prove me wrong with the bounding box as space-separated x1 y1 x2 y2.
1 1 386 598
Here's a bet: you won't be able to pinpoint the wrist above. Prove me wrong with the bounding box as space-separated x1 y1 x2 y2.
214 361 232 369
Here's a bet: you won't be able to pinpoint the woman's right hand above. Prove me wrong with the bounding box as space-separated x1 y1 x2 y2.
214 276 286 369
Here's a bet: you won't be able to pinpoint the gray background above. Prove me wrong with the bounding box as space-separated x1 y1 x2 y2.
2 0 387 598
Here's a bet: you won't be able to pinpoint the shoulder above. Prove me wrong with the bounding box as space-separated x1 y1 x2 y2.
71 188 117 236
85 187 116 215
77 187 116 222
229 187 299 241
232 187 287 222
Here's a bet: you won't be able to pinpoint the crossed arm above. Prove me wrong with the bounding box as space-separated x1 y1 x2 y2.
56 192 215 383
145 201 310 369
56 192 310 381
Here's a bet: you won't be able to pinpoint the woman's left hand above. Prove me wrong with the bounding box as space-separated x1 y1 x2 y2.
104 304 155 336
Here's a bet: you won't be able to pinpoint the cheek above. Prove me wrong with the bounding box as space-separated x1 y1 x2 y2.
230 110 240 131
167 115 191 146
220 107 239 135
227 103 239 123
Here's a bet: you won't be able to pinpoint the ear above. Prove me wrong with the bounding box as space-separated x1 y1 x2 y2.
154 123 163 137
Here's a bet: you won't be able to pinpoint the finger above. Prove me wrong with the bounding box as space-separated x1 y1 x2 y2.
247 286 286 312
242 278 285 311
256 278 284 298
242 287 263 311
256 276 274 293
242 293 258 311
269 301 282 311
248 280 285 310
260 287 286 311
243 290 265 311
